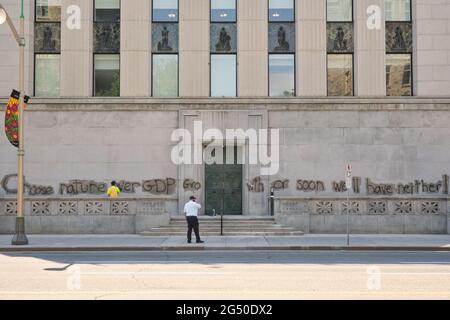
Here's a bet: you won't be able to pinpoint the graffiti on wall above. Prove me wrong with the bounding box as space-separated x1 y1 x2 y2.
1 174 449 196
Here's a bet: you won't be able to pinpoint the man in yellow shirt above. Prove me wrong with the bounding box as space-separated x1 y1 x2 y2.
107 181 121 198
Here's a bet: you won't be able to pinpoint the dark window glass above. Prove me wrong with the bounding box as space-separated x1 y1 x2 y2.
386 22 412 53
36 0 61 22
35 54 60 96
269 0 294 22
210 24 237 53
94 22 120 53
327 54 353 96
385 0 411 21
327 0 352 22
35 1 61 96
386 54 411 96
153 55 178 97
95 0 120 22
269 54 295 97
34 22 61 53
268 23 295 53
211 0 236 22
211 54 236 97
152 23 179 53
327 22 353 53
153 0 178 22
94 54 120 96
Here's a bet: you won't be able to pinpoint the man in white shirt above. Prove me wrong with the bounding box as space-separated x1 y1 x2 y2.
184 196 204 243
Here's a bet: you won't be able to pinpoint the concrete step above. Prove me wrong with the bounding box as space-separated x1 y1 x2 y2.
140 216 303 236
140 231 305 236
145 227 298 232
167 222 278 227
170 216 275 221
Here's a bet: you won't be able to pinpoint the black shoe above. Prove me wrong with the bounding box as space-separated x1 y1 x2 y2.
196 240 204 244
187 240 191 243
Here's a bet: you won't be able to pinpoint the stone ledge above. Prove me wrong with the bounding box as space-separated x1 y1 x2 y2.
1 97 450 112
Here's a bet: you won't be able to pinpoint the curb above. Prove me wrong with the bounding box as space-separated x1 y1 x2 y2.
1 245 450 252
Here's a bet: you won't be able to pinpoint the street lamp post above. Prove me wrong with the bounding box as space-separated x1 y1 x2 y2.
0 1 28 245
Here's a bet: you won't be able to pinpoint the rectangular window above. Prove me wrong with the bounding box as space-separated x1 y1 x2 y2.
327 54 353 96
153 0 178 22
36 0 61 22
385 0 411 21
94 54 120 96
152 0 179 96
268 0 295 96
35 54 60 97
269 0 294 22
327 0 352 22
386 54 411 96
95 0 120 22
210 0 236 97
269 54 295 97
211 54 237 97
211 0 236 22
34 0 61 96
94 0 120 96
327 0 353 96
385 0 412 96
153 55 178 97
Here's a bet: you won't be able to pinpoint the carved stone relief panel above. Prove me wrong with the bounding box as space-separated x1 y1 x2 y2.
210 23 237 53
269 23 295 53
315 201 333 214
85 201 104 215
386 22 412 53
32 201 51 215
34 23 61 53
342 201 360 214
394 201 413 214
111 201 129 215
5 201 17 216
152 23 178 53
368 201 387 214
327 22 353 53
421 201 439 214
94 23 120 53
59 201 77 215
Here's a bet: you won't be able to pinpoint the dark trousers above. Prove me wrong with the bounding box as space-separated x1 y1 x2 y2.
186 216 201 242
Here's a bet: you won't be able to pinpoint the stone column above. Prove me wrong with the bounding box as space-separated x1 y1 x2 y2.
179 0 210 97
60 0 93 97
354 0 386 96
238 0 268 97
120 0 151 97
413 0 450 96
296 0 327 96
0 1 34 96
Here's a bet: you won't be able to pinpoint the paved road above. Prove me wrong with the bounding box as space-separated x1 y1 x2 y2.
1 251 450 300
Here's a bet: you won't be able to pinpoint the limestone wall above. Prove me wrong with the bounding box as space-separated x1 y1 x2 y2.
0 98 449 233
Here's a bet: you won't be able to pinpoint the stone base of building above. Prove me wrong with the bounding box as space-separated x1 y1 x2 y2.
0 197 176 234
275 197 450 234
0 196 449 234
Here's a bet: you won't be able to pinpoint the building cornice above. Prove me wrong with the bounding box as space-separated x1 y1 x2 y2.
1 97 450 111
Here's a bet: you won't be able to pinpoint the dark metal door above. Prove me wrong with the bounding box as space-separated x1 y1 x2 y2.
205 147 242 215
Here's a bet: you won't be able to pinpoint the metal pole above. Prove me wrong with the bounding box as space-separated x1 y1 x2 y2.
220 210 223 236
346 165 351 247
346 187 349 246
269 188 274 216
12 0 28 245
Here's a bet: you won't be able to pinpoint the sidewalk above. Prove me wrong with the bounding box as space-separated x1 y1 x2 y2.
1 234 450 251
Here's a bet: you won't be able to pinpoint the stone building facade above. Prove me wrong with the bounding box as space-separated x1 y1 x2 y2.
0 0 450 234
